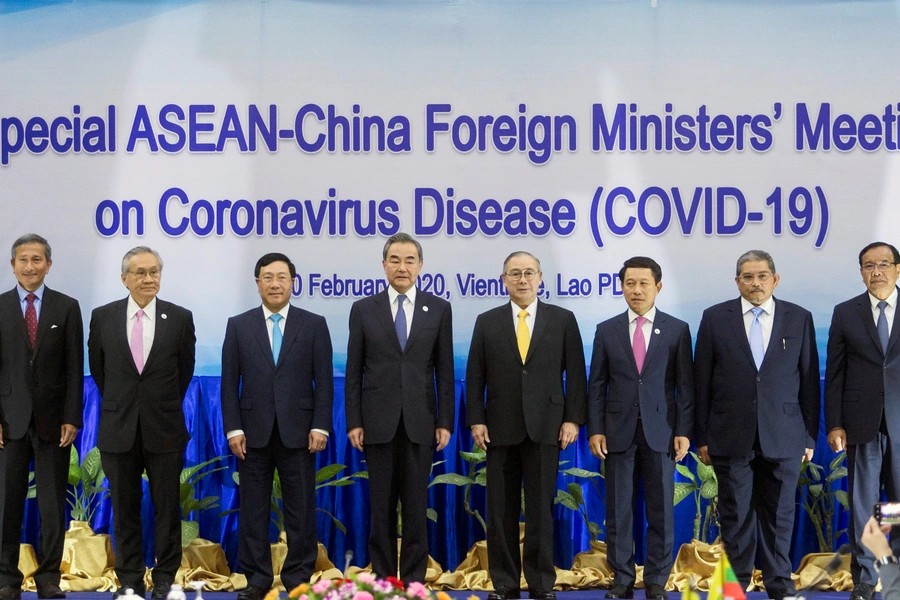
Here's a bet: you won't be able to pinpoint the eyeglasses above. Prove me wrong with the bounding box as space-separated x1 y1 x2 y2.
128 269 161 279
505 269 538 281
738 273 773 284
257 274 292 284
862 261 896 272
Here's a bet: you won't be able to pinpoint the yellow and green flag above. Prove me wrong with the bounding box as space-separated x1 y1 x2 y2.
707 551 746 600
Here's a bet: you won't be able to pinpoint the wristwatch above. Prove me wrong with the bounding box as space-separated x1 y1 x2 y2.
874 555 899 573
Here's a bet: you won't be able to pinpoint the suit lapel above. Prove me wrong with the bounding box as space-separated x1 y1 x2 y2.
253 307 277 370
525 301 549 364
142 300 169 373
375 291 403 355
501 303 521 361
32 288 56 357
3 289 31 351
887 287 900 356
855 294 884 356
115 299 139 375
728 299 757 368
614 312 638 375
764 299 789 368
277 306 303 369
405 291 428 351
643 310 665 370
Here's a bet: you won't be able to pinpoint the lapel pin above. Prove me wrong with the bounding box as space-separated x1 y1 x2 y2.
161 314 167 319
654 328 660 334
422 306 428 312
51 324 58 329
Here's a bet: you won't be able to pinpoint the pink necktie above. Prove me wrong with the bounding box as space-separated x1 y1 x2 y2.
633 315 647 373
131 309 145 373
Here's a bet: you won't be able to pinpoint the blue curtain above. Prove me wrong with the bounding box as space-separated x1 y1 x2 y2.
19 377 842 575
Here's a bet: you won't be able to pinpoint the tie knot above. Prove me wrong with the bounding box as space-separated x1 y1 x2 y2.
879 301 888 311
26 293 36 305
636 315 647 327
750 307 764 318
398 294 407 306
518 309 528 320
270 313 282 323
136 309 144 318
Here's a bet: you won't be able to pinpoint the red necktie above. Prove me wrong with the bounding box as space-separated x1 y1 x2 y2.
25 293 37 348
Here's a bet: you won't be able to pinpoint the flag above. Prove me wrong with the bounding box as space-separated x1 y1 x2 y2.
707 551 747 600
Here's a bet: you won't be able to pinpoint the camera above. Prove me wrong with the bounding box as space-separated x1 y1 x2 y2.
875 502 900 525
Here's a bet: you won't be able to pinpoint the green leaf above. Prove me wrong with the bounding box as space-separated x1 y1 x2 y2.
315 464 346 483
675 464 696 483
429 473 473 487
829 452 847 471
181 520 199 548
316 508 346 535
180 482 194 504
696 461 716 482
474 472 486 486
566 482 584 506
825 467 848 483
180 456 227 485
809 484 823 497
555 490 579 511
197 496 219 510
350 471 368 479
68 446 81 486
834 490 850 510
588 521 602 537
232 472 240 485
460 449 486 464
83 448 103 482
427 508 438 523
562 468 603 480
674 482 695 506
27 485 37 500
317 478 357 490
218 508 240 518
699 479 717 500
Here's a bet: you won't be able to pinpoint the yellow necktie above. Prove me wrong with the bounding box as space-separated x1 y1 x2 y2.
517 309 529 363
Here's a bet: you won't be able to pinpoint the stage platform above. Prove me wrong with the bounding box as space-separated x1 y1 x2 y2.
21 593 856 600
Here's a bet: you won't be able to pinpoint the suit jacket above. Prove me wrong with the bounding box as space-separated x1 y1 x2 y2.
0 287 84 441
221 305 334 448
694 297 820 459
88 297 195 454
345 288 454 446
586 309 694 454
825 289 900 445
466 301 586 446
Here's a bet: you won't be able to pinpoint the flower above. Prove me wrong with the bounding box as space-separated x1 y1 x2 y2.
312 580 333 595
406 582 429 599
289 585 310 598
436 593 452 600
264 574 433 600
264 591 281 600
352 593 373 600
355 573 376 585
386 577 405 591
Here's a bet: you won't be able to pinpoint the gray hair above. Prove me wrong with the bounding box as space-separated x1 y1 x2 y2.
121 246 164 275
736 250 776 276
11 233 51 261
382 232 423 262
503 251 541 273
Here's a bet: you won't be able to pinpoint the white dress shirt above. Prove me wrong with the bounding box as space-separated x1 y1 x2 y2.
869 287 898 336
510 297 538 339
741 296 775 353
627 305 656 352
387 285 416 336
126 295 156 365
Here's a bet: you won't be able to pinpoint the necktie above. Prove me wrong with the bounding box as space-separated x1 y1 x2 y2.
270 313 283 363
878 300 890 354
633 315 647 373
395 294 408 352
517 309 529 363
24 293 37 348
131 309 145 373
750 306 765 370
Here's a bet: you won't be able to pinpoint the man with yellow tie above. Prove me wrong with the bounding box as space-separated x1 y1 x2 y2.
466 251 587 600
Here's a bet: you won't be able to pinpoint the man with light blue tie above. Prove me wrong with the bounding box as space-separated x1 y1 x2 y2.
694 250 820 600
221 253 334 600
825 242 900 600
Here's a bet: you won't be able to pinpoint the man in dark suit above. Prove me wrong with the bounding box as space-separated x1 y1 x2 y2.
825 241 900 600
694 250 819 600
221 253 333 599
0 234 83 600
587 256 693 600
88 247 195 599
467 251 586 600
345 233 454 583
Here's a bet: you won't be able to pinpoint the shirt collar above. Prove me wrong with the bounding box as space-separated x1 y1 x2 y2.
510 297 539 319
628 305 657 324
17 283 45 303
388 285 417 307
262 303 291 321
127 295 156 320
869 287 899 310
741 295 775 315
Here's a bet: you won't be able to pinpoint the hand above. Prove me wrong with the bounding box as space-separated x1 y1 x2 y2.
828 428 847 452
558 422 579 450
348 427 365 452
698 445 711 466
588 434 607 459
674 436 690 462
228 434 247 461
435 428 451 452
861 515 894 560
803 448 814 462
60 424 78 447
471 424 490 451
308 431 327 453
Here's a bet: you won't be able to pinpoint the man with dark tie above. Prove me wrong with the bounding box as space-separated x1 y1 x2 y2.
221 253 333 599
825 242 900 600
587 257 693 600
694 250 819 600
88 247 196 599
467 251 586 600
0 234 83 600
345 233 454 583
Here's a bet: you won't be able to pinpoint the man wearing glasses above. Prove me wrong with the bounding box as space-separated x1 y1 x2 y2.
694 250 819 600
825 242 900 600
467 251 586 600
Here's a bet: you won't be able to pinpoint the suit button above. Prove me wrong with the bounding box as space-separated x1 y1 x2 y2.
274 374 279 380
638 380 642 385
522 369 527 375
752 399 757 404
633 402 638 406
756 376 761 382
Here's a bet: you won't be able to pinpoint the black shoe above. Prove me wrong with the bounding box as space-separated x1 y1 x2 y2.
150 582 172 600
645 584 668 600
605 584 634 599
487 587 521 600
113 585 146 599
528 591 556 600
36 583 65 600
0 586 21 600
849 583 875 600
238 586 270 600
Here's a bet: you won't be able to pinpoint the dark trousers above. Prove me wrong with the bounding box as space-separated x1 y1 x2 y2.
606 420 675 587
847 431 900 585
364 422 432 584
0 425 70 588
102 427 183 591
239 422 317 590
486 438 559 593
712 447 800 599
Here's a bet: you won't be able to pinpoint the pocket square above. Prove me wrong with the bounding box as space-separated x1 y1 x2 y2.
51 324 58 329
